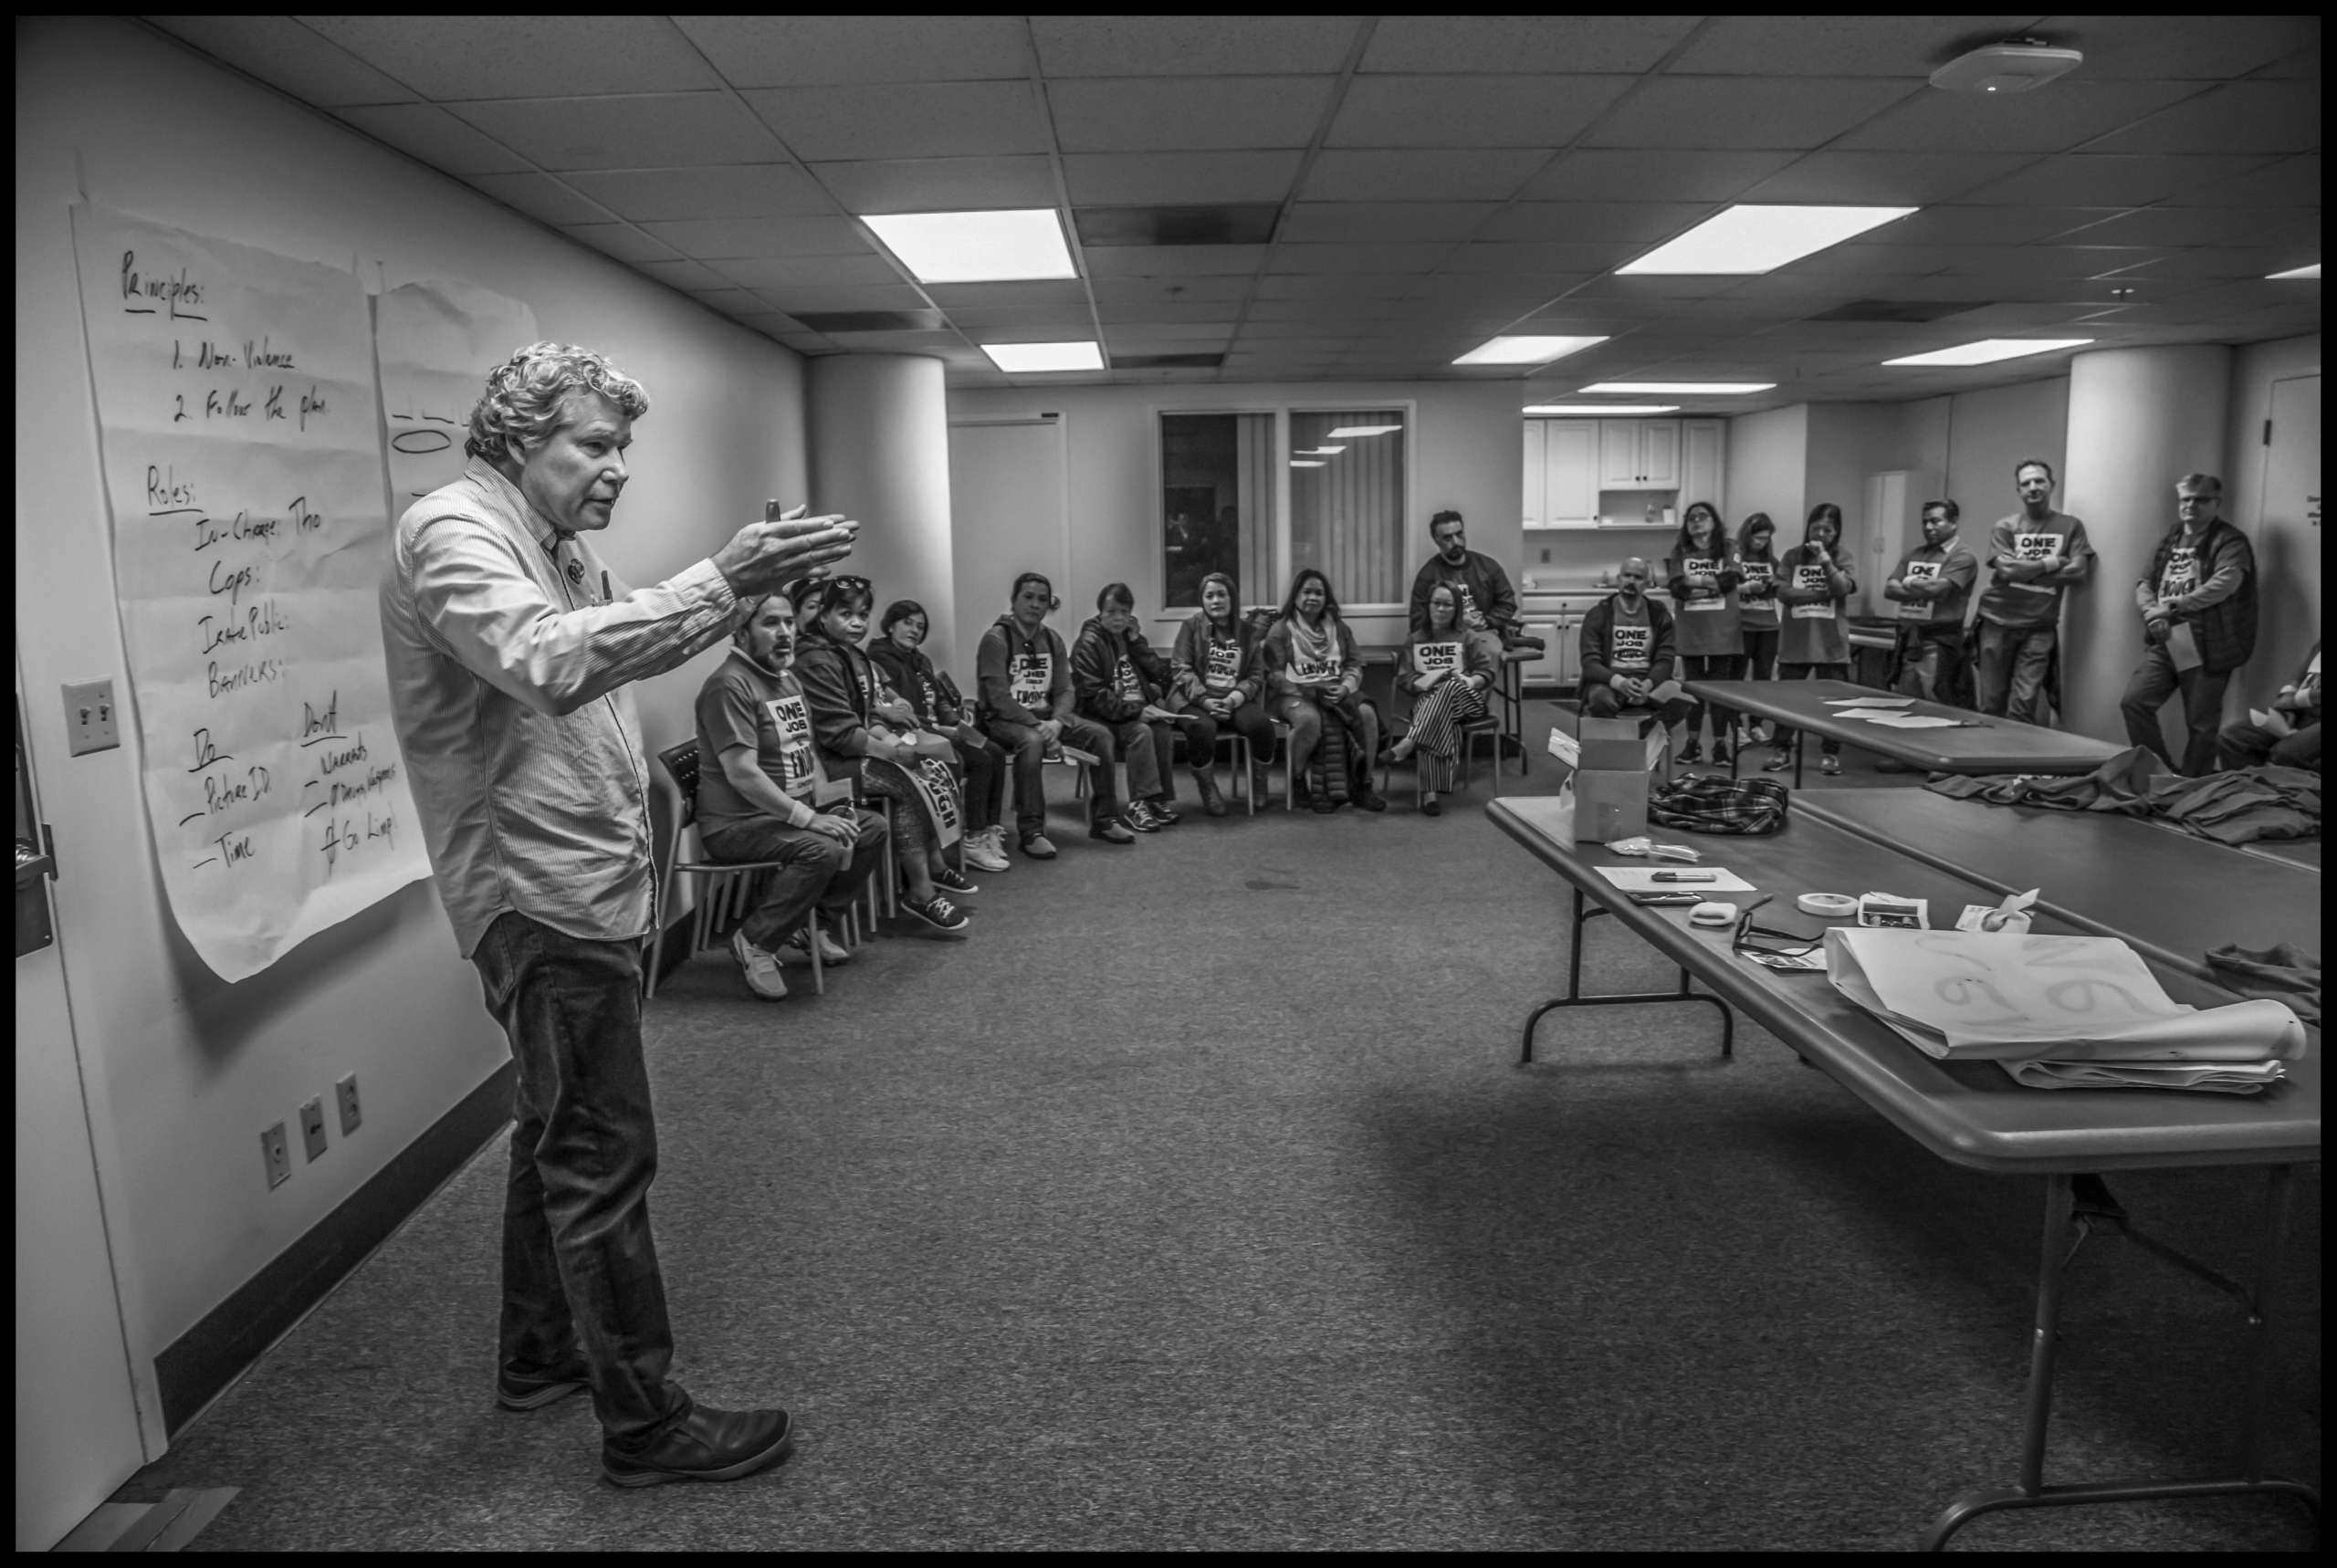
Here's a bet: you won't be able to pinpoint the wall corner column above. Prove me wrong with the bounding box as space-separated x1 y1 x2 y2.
807 355 955 656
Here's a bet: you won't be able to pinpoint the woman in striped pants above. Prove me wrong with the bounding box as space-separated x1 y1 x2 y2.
1386 581 1496 816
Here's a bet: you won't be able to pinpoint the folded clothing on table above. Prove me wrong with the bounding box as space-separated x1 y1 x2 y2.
1926 748 2320 845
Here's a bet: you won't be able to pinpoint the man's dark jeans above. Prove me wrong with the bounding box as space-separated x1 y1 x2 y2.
2122 643 2233 778
473 910 689 1448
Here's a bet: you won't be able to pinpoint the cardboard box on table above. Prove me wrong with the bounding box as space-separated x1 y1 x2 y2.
1547 716 1670 841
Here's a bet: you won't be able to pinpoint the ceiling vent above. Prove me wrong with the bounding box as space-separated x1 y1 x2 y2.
1111 352 1225 370
1930 38 2083 94
1074 205 1279 247
791 309 948 334
1807 299 1977 323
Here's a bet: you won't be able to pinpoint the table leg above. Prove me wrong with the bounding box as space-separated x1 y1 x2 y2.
1793 729 1805 790
1919 1166 2321 1551
1520 886 1734 1064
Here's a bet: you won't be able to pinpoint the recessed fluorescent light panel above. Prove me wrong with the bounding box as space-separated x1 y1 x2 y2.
861 209 1076 284
2267 263 2321 279
1619 205 1917 276
1453 335 1609 367
1525 404 1679 415
1882 339 2092 368
1290 459 1327 468
1295 445 1347 455
1577 382 1776 395
1324 424 1404 438
980 340 1104 373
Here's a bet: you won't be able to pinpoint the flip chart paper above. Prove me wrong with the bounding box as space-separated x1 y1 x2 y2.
374 278 538 509
70 204 427 981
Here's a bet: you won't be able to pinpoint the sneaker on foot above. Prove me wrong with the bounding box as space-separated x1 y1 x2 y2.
962 831 1011 873
603 1406 795 1489
1760 750 1794 773
1819 753 1842 775
1679 739 1703 764
1355 786 1388 812
1420 793 1441 818
1120 803 1161 833
777 924 850 967
902 894 970 935
498 1357 591 1411
1020 832 1058 860
1089 818 1137 843
1148 798 1181 826
931 864 980 895
729 928 789 1000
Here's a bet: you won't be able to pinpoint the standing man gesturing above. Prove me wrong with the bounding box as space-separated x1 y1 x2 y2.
380 343 856 1486
1974 459 2093 722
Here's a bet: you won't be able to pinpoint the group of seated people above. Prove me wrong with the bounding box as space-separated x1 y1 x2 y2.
691 551 1526 998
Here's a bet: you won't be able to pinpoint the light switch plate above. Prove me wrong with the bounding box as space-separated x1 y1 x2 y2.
64 680 121 756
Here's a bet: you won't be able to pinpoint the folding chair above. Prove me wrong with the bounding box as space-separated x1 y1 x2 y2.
648 739 827 998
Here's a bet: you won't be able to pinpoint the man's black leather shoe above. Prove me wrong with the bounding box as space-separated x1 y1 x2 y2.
603 1406 796 1488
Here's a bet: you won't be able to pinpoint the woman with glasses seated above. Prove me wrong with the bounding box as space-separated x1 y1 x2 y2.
1170 570 1274 807
791 575 972 935
1074 581 1223 828
1386 580 1495 817
1262 569 1386 813
869 598 1011 874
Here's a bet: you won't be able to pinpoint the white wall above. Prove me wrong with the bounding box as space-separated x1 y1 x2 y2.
944 379 1527 647
15 15 808 1435
1723 403 1809 549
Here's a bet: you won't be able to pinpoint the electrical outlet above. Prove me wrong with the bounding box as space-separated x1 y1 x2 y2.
63 679 121 756
261 1123 291 1188
1539 547 1552 564
299 1097 329 1162
335 1074 362 1136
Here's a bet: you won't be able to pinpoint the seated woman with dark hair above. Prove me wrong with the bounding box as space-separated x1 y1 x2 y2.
791 575 973 934
1074 581 1225 826
1387 580 1496 816
870 598 1011 873
1170 570 1274 806
1261 569 1386 813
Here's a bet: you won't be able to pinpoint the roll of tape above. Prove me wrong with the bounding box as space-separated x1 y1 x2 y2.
1798 892 1859 918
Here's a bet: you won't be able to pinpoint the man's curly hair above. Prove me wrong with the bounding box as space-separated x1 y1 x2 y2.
465 341 649 461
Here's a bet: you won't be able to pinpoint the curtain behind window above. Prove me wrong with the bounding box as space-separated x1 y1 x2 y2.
1289 409 1405 607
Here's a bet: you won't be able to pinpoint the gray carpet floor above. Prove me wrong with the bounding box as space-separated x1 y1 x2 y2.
115 705 2321 1550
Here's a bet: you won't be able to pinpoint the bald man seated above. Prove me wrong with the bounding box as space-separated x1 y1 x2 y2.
1578 557 1692 733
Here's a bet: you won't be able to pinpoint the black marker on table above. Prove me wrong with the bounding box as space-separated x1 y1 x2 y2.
1652 870 1717 883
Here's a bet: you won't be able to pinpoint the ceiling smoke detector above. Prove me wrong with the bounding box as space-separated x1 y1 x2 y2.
1930 39 2082 94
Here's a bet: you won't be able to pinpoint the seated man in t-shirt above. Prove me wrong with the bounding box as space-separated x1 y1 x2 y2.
1578 557 1691 732
693 594 886 1000
2220 638 2321 772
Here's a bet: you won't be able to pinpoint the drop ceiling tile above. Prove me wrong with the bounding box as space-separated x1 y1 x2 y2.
1662 16 2035 76
1360 15 1699 73
710 253 906 289
301 16 720 99
1089 276 1253 307
639 215 874 258
1245 298 1407 321
1763 241 1947 278
1587 78 1920 150
1299 149 1554 203
1094 300 1243 325
150 16 418 104
1060 152 1305 205
1739 151 2033 205
630 257 731 291
1559 274 1750 298
812 155 1061 214
1934 301 2117 327
1834 80 2207 156
1515 150 1800 204
942 307 1096 330
2154 154 2321 209
1476 202 1712 245
744 283 935 315
332 104 531 174
741 81 1049 162
2110 248 2299 281
564 164 833 221
673 16 1031 86
468 172 616 226
1439 242 1640 275
2256 41 2320 78
1881 205 2133 247
1254 273 1416 301
1103 324 1237 345
823 329 972 351
1048 77 1336 153
2082 81 2321 156
1954 154 2283 208
1082 246 1271 278
1265 243 1457 275
1279 203 1500 244
923 281 1093 311
2053 206 2322 251
1032 16 1361 75
686 287 772 316
2028 15 2323 79
1327 76 1633 149
558 224 683 265
449 94 782 170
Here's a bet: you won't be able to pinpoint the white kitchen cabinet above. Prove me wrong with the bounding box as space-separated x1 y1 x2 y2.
1680 418 1725 515
1522 419 1602 528
1598 418 1682 487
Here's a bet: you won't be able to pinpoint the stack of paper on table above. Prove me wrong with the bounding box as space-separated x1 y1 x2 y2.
1825 928 2308 1093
